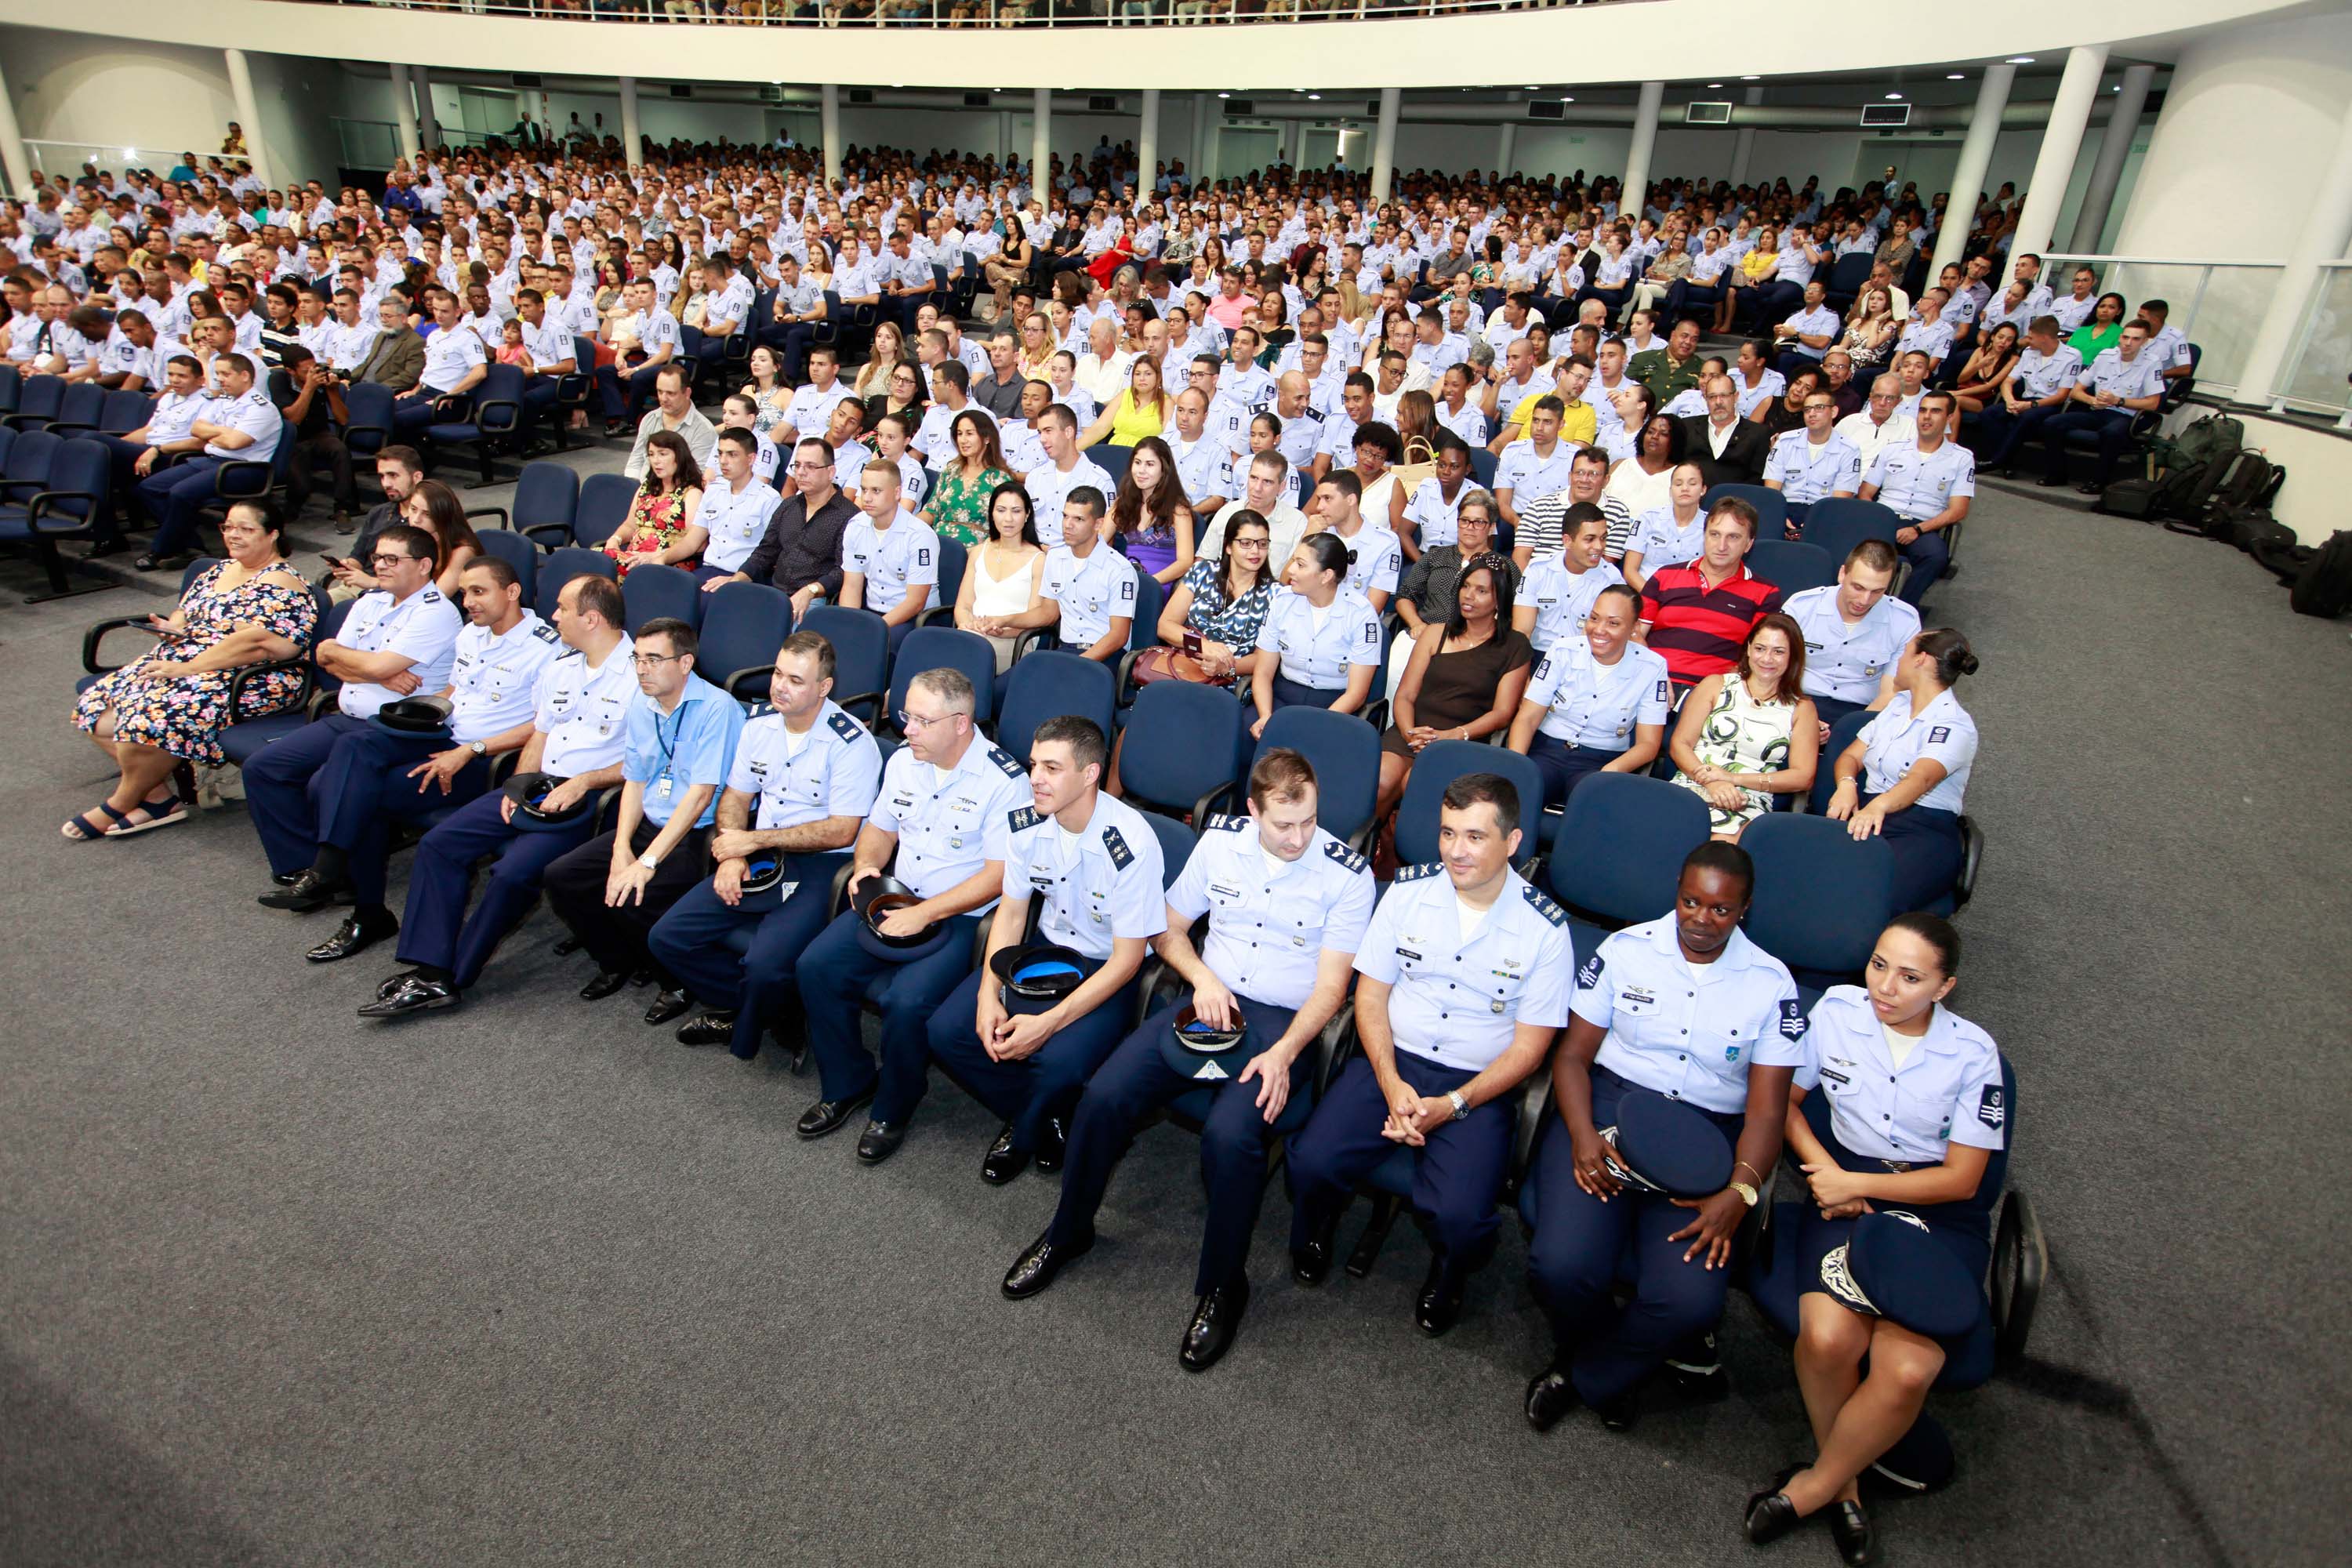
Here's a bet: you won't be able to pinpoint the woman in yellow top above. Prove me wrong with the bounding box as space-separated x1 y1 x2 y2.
1715 224 1781 336
1076 354 1172 449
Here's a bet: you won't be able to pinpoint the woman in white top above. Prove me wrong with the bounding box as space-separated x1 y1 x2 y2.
1600 409 1677 562
1619 461 1709 591
954 480 1049 673
1669 612 1820 839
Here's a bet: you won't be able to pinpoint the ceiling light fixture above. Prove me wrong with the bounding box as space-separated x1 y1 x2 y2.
1885 93 1904 100
2005 56 2035 64
1707 83 1722 89
1947 73 1965 80
1740 74 1759 82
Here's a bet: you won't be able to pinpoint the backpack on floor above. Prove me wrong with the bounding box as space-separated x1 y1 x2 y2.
2163 412 2246 470
2245 522 2312 586
2149 412 2247 526
2097 476 2164 520
2207 452 2285 525
2288 532 2352 619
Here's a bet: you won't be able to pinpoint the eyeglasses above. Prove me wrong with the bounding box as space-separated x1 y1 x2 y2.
368 553 420 567
631 652 684 670
895 710 963 734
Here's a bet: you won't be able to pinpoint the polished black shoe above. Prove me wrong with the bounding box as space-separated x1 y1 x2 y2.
375 969 421 1001
358 973 462 1018
1032 1115 1069 1173
1290 1214 1341 1286
2036 473 2068 488
2076 481 2105 496
642 988 690 1025
1666 1332 1731 1402
272 870 304 887
1002 1229 1092 1299
980 1124 1031 1185
1178 1277 1250 1372
258 869 347 913
1594 1391 1640 1432
306 912 396 963
579 968 630 1000
797 1087 876 1140
1829 1500 1875 1566
675 1011 738 1047
1523 1363 1579 1432
1744 1465 1806 1546
552 935 583 956
1414 1257 1467 1337
855 1120 906 1165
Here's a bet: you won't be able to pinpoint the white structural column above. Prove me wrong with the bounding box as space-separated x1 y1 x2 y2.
1137 88 1160 195
618 75 641 165
390 64 421 163
1729 83 1763 187
0 60 35 198
1370 86 1400 202
820 84 840 187
1495 120 1516 179
1931 62 2014 281
2070 62 2156 252
2013 45 2110 257
1192 93 1214 187
413 64 440 153
2237 97 2352 407
997 110 1013 169
1033 88 1051 195
223 49 272 191
1621 81 1663 220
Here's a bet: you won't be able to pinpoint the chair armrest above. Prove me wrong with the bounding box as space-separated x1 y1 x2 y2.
1502 1061 1556 1199
1010 626 1057 665
226 654 319 720
519 523 572 551
45 420 98 440
834 687 887 723
212 459 273 499
463 506 510 530
24 489 99 536
82 616 165 673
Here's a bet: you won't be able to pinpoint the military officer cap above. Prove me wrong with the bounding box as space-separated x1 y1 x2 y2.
501 770 594 833
990 942 1088 1012
1157 1000 1255 1083
734 851 801 913
1604 1087 1736 1199
372 695 454 739
851 874 955 961
1821 1210 1985 1341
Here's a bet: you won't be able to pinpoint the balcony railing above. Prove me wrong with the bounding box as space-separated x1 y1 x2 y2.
315 0 1621 27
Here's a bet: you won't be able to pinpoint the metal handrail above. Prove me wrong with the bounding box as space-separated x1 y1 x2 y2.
2270 259 2352 427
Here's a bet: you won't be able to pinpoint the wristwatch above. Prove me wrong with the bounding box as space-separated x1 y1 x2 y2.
1446 1090 1470 1122
468 739 488 757
1730 1180 1760 1207
637 851 662 871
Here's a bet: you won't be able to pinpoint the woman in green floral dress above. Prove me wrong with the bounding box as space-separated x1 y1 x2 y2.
920 408 1014 547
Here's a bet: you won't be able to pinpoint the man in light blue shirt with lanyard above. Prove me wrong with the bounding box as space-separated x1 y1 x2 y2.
648 631 880 1060
543 615 746 1011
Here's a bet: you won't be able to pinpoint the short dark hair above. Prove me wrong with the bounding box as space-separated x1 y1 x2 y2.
636 615 698 660
1708 495 1761 538
1682 840 1755 902
1886 911 1962 976
567 573 624 627
1033 714 1108 775
1438 771 1520 837
378 444 425 475
777 628 836 683
462 554 520 592
375 522 440 572
1319 469 1362 503
717 426 759 456
1248 746 1318 809
1064 485 1106 518
1846 538 1900 575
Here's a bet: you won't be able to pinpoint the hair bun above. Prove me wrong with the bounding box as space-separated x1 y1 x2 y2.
1956 652 1980 677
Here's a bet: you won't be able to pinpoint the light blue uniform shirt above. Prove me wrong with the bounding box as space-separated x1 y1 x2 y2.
1169 817 1377 1010
1572 916 1805 1114
1263 586 1383 690
2079 345 2167 404
1764 430 1865 505
445 612 561 745
1795 988 2006 1163
728 699 882 832
1496 438 1577 505
1328 521 1403 602
336 585 462 720
1523 635 1670 748
1354 866 1573 1072
1002 792 1170 960
870 735 1029 903
1039 542 1139 649
1863 440 1974 524
1858 687 1976 814
1627 506 1707 572
1519 557 1625 653
1784 586 1919 707
2007 344 2083 401
624 672 746 829
533 633 637 780
842 514 942 615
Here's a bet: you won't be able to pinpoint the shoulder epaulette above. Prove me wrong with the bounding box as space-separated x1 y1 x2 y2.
1007 805 1041 833
531 622 562 643
745 701 775 718
986 746 1025 779
1395 861 1443 883
1102 826 1134 870
828 710 866 742
1204 813 1249 833
1323 839 1369 875
1523 884 1568 927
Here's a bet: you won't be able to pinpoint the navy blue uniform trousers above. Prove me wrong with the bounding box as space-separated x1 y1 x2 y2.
924 957 1141 1154
1526 1067 1747 1404
310 726 490 906
1285 1049 1512 1264
1047 996 1315 1296
646 851 847 1059
242 713 374 878
1526 736 1628 813
394 789 597 989
795 911 985 1110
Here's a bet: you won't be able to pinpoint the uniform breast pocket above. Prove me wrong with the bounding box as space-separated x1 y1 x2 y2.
1704 1014 1758 1066
1613 989 1658 1018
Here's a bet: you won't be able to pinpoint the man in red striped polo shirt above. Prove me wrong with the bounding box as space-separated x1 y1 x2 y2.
1635 497 1784 686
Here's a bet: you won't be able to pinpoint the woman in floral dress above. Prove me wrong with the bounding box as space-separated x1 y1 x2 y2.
67 501 317 839
920 408 1013 548
601 430 707 580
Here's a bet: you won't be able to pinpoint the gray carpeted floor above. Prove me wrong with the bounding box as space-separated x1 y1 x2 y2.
3 456 2347 1567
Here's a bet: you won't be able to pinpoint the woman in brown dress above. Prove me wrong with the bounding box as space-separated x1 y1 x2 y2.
1376 552 1534 826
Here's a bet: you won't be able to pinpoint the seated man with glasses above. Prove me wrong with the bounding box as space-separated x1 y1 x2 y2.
714 437 859 623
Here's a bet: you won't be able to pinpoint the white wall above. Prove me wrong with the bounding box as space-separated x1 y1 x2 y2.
0 27 243 169
2117 7 2352 262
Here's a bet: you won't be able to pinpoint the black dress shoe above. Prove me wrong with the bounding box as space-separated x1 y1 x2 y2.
796 1087 876 1140
375 969 420 1001
1744 1465 1807 1546
1594 1391 1640 1432
630 967 656 988
1524 1363 1578 1431
1002 1229 1092 1299
553 935 583 956
1414 1256 1467 1337
642 988 690 1025
2076 481 2104 495
980 1124 1031 1185
358 974 462 1018
272 870 303 887
1666 1331 1731 1401
2036 473 2067 488
579 969 630 1000
1290 1212 1341 1286
307 912 396 963
1178 1277 1250 1372
855 1120 906 1165
675 1011 738 1047
258 869 348 913
1032 1115 1069 1172
1829 1500 1875 1566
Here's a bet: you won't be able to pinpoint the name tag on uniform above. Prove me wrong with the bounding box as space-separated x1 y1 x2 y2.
656 777 674 800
